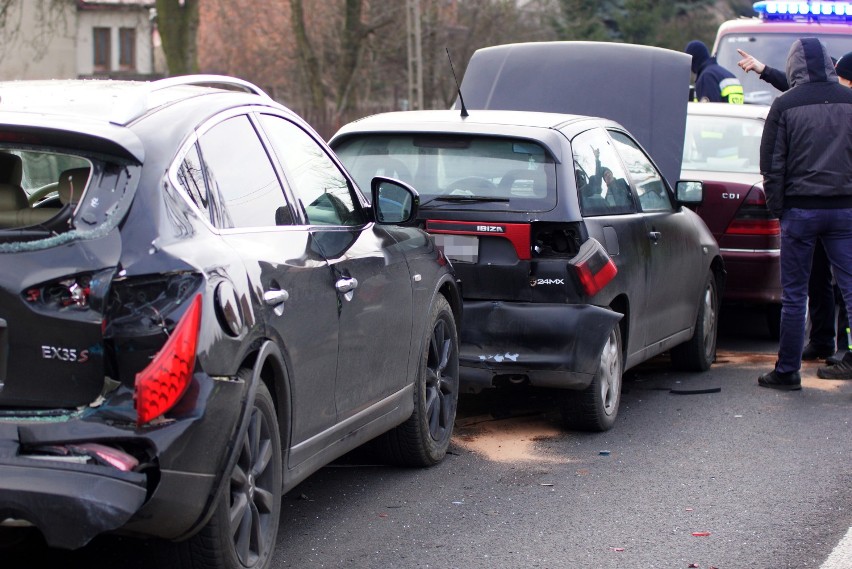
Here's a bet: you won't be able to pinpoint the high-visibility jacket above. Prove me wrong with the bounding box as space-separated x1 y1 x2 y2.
694 58 744 104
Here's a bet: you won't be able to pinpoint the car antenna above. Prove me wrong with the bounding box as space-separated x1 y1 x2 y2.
446 48 468 118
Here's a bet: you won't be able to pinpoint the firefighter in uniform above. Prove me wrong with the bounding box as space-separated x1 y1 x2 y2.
685 40 744 104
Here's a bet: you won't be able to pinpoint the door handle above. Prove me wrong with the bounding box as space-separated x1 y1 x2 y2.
335 277 358 294
649 231 661 243
263 289 289 306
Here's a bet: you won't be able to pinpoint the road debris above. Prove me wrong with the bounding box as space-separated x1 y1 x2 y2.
670 387 722 395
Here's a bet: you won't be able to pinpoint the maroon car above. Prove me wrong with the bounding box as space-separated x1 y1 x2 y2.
682 102 780 337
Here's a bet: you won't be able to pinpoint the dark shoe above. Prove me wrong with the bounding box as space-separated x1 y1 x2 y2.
801 343 834 360
825 350 847 366
817 352 852 380
758 370 802 391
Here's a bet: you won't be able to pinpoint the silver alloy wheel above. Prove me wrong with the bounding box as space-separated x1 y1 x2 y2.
599 327 622 416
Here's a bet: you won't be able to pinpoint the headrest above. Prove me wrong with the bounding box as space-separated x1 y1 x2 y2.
57 167 91 205
0 152 23 186
0 182 28 211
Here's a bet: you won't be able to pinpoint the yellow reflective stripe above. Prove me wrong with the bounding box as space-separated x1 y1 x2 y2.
720 79 744 104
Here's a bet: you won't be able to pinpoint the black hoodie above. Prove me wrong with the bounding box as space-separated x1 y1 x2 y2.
759 38 852 218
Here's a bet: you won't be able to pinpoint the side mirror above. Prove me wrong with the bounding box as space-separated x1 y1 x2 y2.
275 205 294 226
371 177 419 225
675 180 703 205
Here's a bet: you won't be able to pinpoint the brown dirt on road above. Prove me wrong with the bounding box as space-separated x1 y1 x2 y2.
454 414 567 464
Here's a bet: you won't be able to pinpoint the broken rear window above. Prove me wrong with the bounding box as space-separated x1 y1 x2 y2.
0 146 136 249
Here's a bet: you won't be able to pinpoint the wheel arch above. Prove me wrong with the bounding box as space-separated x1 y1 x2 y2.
609 293 630 361
178 340 291 541
438 275 463 330
711 255 726 300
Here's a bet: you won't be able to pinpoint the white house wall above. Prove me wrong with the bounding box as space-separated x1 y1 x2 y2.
77 10 154 76
0 1 77 80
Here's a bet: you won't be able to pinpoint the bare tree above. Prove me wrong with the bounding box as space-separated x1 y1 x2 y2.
288 0 396 133
198 0 292 91
156 0 199 75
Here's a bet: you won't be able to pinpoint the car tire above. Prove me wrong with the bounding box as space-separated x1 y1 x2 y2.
376 295 459 467
671 272 719 371
172 375 282 569
561 323 623 432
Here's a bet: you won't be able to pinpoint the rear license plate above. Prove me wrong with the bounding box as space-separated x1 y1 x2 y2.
433 234 479 263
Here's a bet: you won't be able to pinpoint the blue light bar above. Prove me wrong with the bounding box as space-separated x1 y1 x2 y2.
754 1 852 18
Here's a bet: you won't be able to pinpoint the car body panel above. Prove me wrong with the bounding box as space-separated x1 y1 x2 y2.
322 225 415 419
460 300 621 389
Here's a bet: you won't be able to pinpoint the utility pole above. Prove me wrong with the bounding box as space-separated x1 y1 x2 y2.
406 0 423 110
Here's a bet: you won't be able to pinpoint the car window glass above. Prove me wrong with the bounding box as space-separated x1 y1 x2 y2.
175 143 210 220
259 114 363 226
572 129 635 216
334 134 558 214
683 114 762 174
609 130 672 213
197 115 289 229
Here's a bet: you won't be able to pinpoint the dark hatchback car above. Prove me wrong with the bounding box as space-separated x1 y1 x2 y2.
682 102 781 337
0 76 461 568
331 42 725 433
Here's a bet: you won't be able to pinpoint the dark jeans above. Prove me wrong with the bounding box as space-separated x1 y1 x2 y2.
836 284 851 350
808 240 835 349
777 208 852 374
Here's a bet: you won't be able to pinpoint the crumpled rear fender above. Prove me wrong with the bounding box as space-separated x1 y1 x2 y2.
0 460 146 549
459 301 622 390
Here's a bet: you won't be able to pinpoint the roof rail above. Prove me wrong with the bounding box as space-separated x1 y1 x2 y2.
148 75 272 98
110 74 272 126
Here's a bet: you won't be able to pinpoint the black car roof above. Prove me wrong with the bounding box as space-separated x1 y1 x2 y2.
0 76 279 163
456 41 691 185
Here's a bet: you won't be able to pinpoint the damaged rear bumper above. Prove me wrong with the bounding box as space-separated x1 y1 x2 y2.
0 459 146 549
459 300 622 391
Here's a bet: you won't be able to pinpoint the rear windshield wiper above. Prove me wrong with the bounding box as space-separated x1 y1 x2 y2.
420 195 510 207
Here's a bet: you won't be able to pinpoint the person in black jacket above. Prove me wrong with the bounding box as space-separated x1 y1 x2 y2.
740 48 852 365
758 38 852 389
740 49 852 91
685 40 744 103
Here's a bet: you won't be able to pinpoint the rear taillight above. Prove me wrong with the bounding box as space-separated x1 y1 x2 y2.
24 273 94 309
134 294 201 426
724 187 780 236
570 238 617 296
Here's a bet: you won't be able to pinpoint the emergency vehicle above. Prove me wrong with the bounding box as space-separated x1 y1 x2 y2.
713 1 852 103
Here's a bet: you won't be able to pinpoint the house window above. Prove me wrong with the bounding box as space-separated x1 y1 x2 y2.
93 27 111 72
119 28 136 71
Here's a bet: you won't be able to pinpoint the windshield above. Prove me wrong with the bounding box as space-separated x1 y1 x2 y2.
682 114 764 174
716 32 852 104
333 134 558 213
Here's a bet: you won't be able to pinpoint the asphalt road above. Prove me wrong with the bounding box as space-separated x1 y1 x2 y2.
6 306 851 568
271 306 851 569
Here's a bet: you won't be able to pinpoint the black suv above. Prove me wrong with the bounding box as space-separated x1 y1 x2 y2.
0 76 461 568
